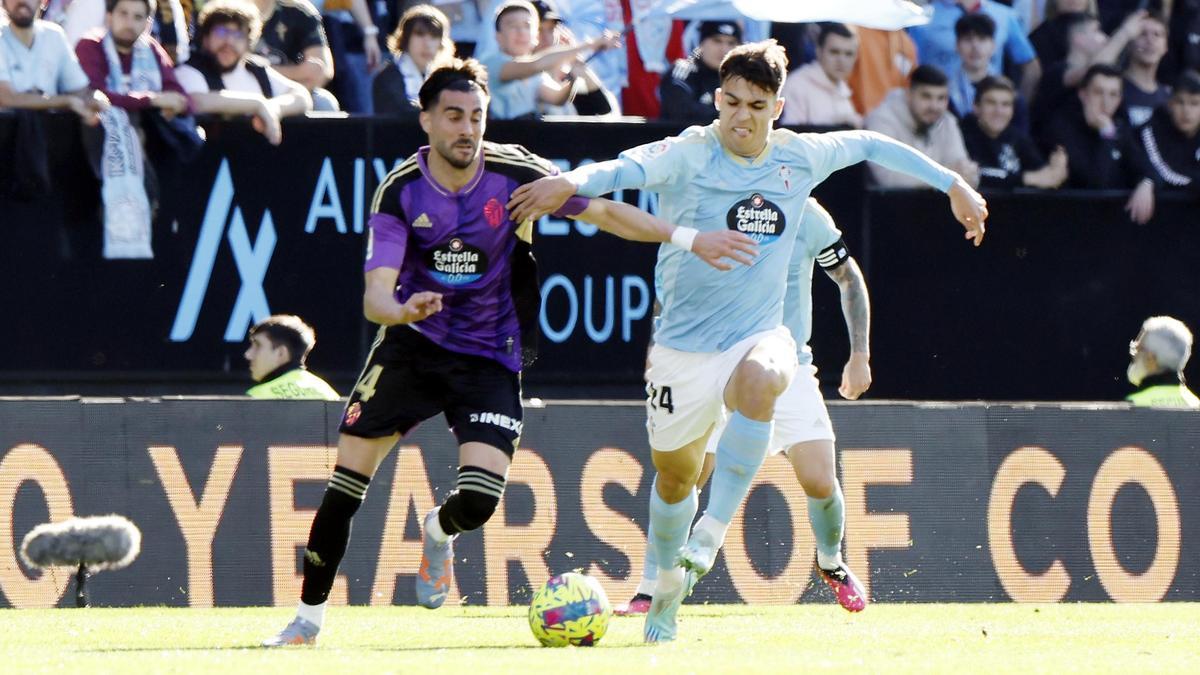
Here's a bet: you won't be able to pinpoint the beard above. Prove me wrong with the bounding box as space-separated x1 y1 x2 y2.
112 33 137 50
9 12 34 29
1127 360 1150 386
436 139 478 169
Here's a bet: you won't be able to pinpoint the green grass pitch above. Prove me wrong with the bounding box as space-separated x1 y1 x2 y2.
2 604 1196 673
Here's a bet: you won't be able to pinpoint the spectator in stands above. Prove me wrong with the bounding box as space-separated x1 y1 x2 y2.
75 0 191 120
1126 316 1199 409
321 0 383 114
480 0 618 120
961 76 1068 189
1029 0 1097 66
373 4 454 119
153 0 191 64
528 0 616 116
252 0 339 111
1162 0 1200 82
1127 71 1200 222
907 0 1041 101
1044 64 1156 220
175 0 312 145
1032 11 1145 138
780 22 861 127
0 0 109 122
864 65 980 188
847 26 917 117
1123 13 1170 128
948 13 997 117
245 315 339 400
659 19 741 122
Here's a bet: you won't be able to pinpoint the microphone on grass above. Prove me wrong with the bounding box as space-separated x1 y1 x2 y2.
21 515 142 608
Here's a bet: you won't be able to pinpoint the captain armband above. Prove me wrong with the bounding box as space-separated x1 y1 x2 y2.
816 238 851 270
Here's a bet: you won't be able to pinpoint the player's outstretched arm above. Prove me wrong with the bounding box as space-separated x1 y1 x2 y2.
508 158 649 223
824 257 872 400
573 199 757 271
362 267 443 326
811 130 989 245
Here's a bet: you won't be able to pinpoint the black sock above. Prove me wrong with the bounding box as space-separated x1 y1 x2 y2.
436 465 506 536
300 465 370 605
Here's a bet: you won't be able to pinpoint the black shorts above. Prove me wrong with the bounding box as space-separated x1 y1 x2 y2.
339 326 523 455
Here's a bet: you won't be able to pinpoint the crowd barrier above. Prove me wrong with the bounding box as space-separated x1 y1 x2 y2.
1 113 1196 401
1 399 1195 608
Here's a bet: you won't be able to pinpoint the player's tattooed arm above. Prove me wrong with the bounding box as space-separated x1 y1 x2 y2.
825 257 872 400
362 267 443 326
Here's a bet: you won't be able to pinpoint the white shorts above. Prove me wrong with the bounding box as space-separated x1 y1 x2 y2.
644 325 797 451
703 364 835 456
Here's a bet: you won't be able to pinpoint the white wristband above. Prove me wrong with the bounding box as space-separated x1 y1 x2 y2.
670 226 699 252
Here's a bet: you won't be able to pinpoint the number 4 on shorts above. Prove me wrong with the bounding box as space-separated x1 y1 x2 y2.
354 365 383 402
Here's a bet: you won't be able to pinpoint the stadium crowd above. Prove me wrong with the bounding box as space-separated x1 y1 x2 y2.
2 0 1199 222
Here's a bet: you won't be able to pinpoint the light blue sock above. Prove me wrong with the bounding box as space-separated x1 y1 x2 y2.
636 522 659 596
648 478 698 576
808 484 846 568
705 412 772 524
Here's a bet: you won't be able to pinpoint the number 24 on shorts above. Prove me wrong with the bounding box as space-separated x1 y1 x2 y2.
647 383 674 414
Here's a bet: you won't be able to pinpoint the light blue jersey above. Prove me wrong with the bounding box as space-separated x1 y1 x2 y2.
786 199 843 367
571 124 957 353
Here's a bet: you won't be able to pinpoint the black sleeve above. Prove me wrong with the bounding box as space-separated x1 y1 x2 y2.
371 64 420 121
1017 133 1047 172
658 72 716 121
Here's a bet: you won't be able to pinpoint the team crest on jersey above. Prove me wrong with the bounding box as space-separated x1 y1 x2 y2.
344 402 362 426
727 193 786 242
778 165 792 190
484 197 504 228
412 213 433 228
645 141 670 158
427 237 488 285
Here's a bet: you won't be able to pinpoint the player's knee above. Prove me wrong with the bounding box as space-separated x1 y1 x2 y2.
730 362 791 416
801 473 837 500
453 488 501 531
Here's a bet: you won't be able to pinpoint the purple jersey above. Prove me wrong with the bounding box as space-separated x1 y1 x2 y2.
366 142 588 371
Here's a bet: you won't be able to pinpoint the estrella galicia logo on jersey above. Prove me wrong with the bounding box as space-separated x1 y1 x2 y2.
727 193 786 242
427 238 489 285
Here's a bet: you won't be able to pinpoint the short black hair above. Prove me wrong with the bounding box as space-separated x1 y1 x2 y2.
249 315 317 364
106 0 155 13
1080 62 1123 89
1173 70 1200 96
419 58 490 110
955 13 996 40
718 39 789 95
973 75 1015 104
816 22 854 48
910 64 948 89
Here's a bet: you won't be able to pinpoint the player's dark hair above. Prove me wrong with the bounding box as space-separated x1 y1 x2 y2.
719 39 788 95
388 4 455 58
954 13 996 40
106 0 156 14
816 23 854 48
419 58 490 110
196 0 262 46
910 64 949 89
1173 70 1200 96
1080 63 1123 89
250 315 317 364
973 75 1015 104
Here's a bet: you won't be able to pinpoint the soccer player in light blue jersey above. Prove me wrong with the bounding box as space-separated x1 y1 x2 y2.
509 40 987 643
616 198 872 618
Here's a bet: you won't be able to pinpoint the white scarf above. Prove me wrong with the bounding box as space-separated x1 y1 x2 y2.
99 32 159 259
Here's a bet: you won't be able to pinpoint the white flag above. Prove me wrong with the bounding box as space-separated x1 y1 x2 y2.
637 0 931 29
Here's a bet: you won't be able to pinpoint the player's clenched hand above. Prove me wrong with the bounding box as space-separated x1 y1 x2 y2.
692 230 758 271
947 178 988 247
507 175 575 224
399 291 443 324
838 353 871 400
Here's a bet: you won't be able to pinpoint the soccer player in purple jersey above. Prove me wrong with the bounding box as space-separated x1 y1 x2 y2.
263 58 756 647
